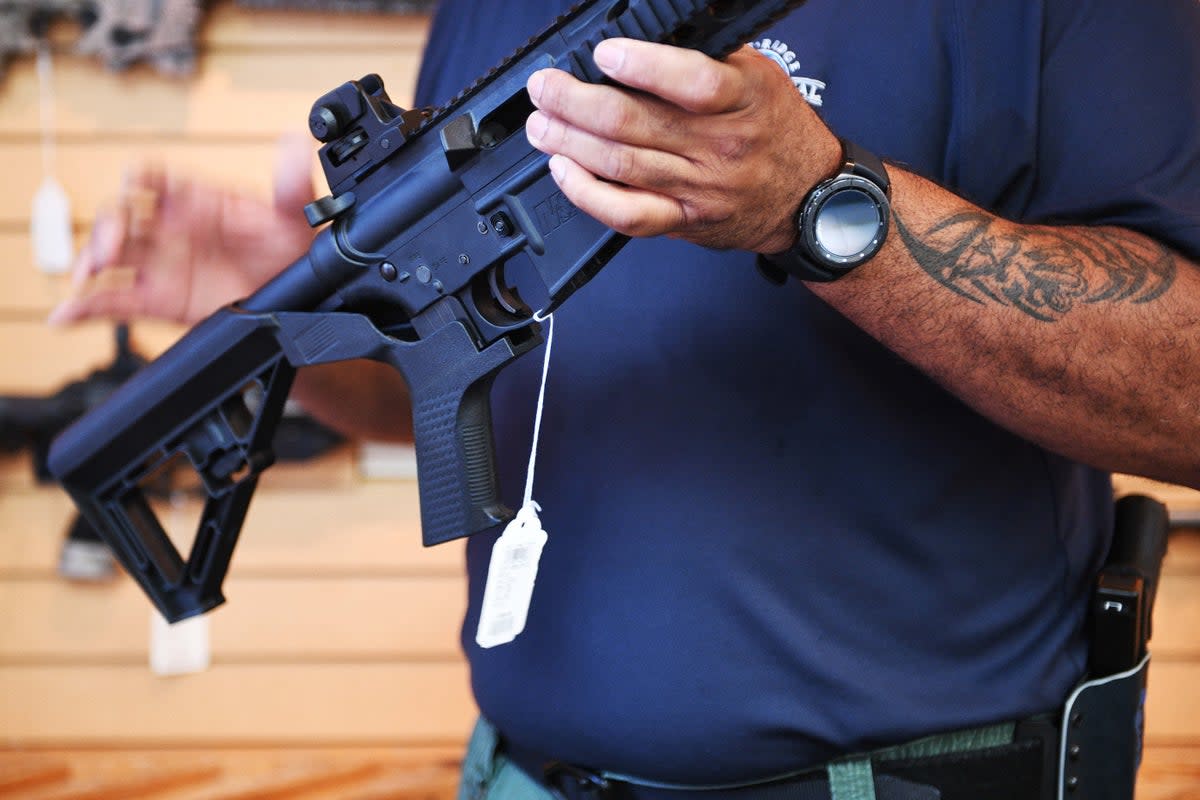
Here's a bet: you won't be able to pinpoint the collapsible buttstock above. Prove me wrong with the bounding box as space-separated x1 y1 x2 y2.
86 474 264 622
49 308 296 622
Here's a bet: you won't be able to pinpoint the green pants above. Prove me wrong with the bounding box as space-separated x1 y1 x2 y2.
454 716 1025 800
458 717 557 800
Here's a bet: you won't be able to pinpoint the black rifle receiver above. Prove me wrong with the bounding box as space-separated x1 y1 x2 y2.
48 0 808 622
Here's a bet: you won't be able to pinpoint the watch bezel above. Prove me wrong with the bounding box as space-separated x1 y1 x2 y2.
798 173 891 273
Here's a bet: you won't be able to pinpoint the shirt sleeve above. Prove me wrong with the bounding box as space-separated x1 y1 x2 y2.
1026 0 1200 260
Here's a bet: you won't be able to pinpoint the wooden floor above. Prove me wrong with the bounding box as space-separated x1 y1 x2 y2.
0 748 461 799
1141 747 1200 800
0 743 1195 799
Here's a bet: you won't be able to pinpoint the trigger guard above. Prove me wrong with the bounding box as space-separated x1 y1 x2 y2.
482 262 532 322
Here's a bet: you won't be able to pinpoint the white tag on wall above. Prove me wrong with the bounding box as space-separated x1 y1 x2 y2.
33 43 73 274
475 503 549 649
357 440 418 479
149 610 211 676
32 176 74 273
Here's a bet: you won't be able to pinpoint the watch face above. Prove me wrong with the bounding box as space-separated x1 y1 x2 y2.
817 188 884 257
805 175 889 267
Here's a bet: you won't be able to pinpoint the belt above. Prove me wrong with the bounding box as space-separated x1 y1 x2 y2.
502 715 1061 800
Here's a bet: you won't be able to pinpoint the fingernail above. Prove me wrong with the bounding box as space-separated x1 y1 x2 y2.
46 301 71 326
528 70 545 103
526 112 548 145
593 41 624 73
70 253 91 288
548 155 566 182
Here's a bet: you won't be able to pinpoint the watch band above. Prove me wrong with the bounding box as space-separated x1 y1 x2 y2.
840 139 890 195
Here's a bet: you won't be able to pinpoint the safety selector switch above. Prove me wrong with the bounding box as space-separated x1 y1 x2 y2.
304 193 357 227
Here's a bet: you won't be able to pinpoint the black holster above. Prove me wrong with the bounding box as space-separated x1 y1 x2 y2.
1067 492 1169 800
1060 656 1149 800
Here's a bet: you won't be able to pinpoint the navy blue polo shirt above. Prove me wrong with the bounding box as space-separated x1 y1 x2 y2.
413 0 1200 783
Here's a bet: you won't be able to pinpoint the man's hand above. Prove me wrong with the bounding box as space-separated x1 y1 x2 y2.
48 132 317 327
525 38 841 254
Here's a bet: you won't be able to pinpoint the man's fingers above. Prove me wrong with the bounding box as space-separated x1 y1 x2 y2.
45 297 82 325
527 110 689 191
47 275 141 326
547 154 685 237
591 38 749 114
528 68 691 153
118 162 165 205
69 211 125 289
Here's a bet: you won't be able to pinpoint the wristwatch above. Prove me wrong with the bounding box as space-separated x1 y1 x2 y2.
758 138 891 283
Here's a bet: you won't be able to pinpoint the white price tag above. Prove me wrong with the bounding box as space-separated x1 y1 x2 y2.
475 504 548 649
149 610 211 676
33 45 73 274
32 177 73 273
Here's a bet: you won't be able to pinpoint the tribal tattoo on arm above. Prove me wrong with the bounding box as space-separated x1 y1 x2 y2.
894 211 1176 322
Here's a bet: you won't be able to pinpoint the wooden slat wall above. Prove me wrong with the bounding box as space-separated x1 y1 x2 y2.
0 3 1196 797
0 0 479 788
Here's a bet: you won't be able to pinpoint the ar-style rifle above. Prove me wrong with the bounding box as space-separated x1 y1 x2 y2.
50 0 806 622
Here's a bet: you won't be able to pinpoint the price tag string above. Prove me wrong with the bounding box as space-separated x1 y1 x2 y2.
522 312 554 508
475 313 554 649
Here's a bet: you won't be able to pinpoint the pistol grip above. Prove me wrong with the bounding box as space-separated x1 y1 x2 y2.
412 373 509 545
382 319 541 545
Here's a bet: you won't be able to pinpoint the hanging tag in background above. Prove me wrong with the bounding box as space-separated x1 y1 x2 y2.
149 611 211 676
150 492 211 676
476 503 549 649
32 176 74 273
33 41 73 274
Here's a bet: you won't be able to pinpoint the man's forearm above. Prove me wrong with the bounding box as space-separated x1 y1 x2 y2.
515 37 1199 485
811 168 1200 487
